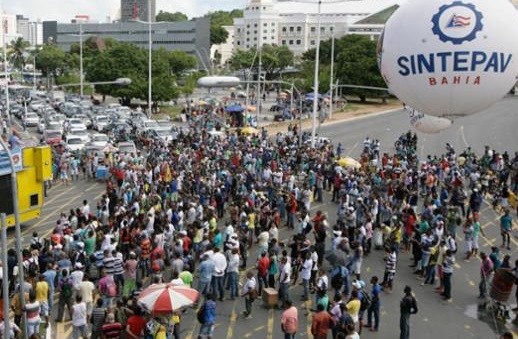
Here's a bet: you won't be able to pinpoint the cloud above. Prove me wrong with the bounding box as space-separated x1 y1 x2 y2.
1 0 247 22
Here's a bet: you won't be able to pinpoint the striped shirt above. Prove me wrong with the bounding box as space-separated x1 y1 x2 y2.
91 307 106 330
103 257 116 275
442 256 455 274
385 252 397 272
101 322 123 338
112 257 125 276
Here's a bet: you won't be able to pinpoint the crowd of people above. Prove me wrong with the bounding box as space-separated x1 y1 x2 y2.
1 113 518 339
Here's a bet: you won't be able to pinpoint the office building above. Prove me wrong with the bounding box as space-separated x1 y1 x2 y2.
233 0 399 55
120 0 156 22
0 7 19 47
43 18 211 69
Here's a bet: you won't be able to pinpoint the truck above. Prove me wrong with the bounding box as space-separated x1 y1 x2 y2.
0 145 53 227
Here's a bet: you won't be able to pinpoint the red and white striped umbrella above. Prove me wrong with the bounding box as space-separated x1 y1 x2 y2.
137 283 200 316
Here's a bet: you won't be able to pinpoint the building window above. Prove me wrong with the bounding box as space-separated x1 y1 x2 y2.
246 38 250 41
237 41 241 45
237 28 241 33
330 26 334 32
246 45 249 48
310 26 316 32
247 25 250 28
296 39 301 45
289 39 293 45
281 40 286 45
263 6 266 10
263 30 267 33
296 26 302 32
254 30 257 34
271 29 275 33
254 37 257 41
289 26 294 32
282 26 287 32
263 36 267 40
247 31 250 35
254 23 258 27
271 23 275 26
263 23 267 27
321 26 325 32
310 40 315 45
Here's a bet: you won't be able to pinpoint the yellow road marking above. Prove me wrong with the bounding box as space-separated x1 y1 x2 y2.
226 310 237 339
267 308 274 339
254 325 265 331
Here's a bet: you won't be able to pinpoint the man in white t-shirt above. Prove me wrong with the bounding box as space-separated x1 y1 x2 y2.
72 295 88 339
78 275 96 320
300 252 313 301
278 257 291 308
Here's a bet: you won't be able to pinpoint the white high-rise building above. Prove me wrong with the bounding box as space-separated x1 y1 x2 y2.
28 20 43 46
0 8 20 47
233 0 399 55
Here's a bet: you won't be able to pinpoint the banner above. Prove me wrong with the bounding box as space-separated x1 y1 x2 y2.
0 148 23 176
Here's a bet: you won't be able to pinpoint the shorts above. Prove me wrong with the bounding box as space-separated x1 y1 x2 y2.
472 236 479 249
39 301 49 317
198 323 214 336
86 302 93 316
60 172 68 179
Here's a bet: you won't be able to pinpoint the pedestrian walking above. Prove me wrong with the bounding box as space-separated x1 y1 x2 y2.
241 270 257 319
441 249 455 302
399 285 418 339
366 276 381 332
311 303 334 339
197 292 217 339
478 252 494 299
72 295 88 339
280 299 298 339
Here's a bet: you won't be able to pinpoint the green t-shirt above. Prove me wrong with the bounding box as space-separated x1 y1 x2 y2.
179 271 193 287
84 237 96 256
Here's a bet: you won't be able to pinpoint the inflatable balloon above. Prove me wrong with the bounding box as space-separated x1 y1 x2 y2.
407 106 452 133
379 0 518 118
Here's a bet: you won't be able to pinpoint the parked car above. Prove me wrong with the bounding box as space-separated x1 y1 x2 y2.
24 112 40 127
148 128 173 142
117 141 137 155
93 115 109 131
72 113 92 129
64 136 86 152
46 121 64 134
45 129 63 145
68 128 90 143
88 133 109 148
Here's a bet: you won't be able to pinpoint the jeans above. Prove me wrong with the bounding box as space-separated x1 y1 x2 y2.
400 312 411 339
258 273 268 294
27 320 41 338
479 274 491 297
424 265 436 285
288 212 295 229
245 296 253 315
228 271 239 298
57 294 73 321
443 272 452 299
302 278 310 298
73 324 88 339
279 282 289 306
212 276 225 300
198 280 211 296
101 295 113 308
367 302 380 330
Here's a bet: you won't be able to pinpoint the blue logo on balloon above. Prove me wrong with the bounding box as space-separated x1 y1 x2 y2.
431 1 483 45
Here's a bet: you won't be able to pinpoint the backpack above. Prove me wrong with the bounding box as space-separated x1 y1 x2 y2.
26 259 39 278
61 277 73 299
360 289 372 312
105 276 117 297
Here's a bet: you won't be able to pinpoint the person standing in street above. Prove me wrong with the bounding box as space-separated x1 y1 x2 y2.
400 285 418 339
280 299 298 339
500 209 513 250
311 303 334 339
197 292 217 339
71 295 89 339
241 270 257 319
441 249 455 302
479 252 494 299
366 275 381 332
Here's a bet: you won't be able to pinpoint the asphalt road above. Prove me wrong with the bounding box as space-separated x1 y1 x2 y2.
15 95 518 338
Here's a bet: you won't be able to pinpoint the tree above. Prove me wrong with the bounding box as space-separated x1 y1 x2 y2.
228 44 294 80
8 37 30 71
156 10 188 22
301 34 385 101
335 35 385 102
167 50 197 75
35 43 67 78
205 10 243 45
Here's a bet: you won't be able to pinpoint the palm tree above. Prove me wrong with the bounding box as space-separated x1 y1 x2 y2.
8 37 30 72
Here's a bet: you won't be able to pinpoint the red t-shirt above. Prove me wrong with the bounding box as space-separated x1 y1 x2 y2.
126 315 146 339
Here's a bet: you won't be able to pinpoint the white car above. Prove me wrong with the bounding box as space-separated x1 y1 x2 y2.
46 121 64 134
93 115 109 131
68 128 90 143
67 118 87 131
24 112 40 127
65 136 86 152
89 133 109 148
141 119 160 132
150 128 173 142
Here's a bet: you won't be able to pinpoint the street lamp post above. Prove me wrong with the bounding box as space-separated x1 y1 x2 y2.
147 0 152 118
311 0 322 148
3 32 11 129
79 23 84 98
329 31 335 120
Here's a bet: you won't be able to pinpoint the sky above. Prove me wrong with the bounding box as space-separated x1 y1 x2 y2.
0 0 248 22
